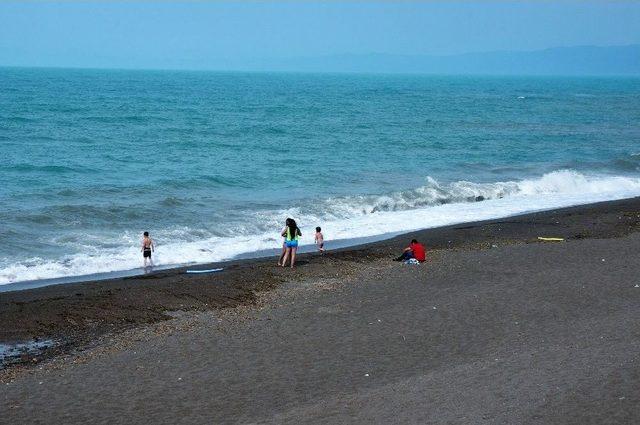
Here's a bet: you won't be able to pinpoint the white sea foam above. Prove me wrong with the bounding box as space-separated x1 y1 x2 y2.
2 170 640 285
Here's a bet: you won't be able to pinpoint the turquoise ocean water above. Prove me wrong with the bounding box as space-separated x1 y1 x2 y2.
1 68 640 285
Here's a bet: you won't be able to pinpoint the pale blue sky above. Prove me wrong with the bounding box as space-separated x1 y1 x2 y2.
1 1 639 70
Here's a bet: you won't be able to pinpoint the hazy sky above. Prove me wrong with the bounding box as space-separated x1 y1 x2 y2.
1 1 639 69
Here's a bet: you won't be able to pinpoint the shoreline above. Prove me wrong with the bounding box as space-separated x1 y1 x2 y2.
0 232 392 294
2 196 640 370
4 193 640 293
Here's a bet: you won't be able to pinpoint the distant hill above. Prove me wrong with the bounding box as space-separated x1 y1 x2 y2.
244 45 640 75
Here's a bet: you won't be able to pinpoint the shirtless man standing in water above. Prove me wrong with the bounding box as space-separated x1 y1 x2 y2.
141 231 154 267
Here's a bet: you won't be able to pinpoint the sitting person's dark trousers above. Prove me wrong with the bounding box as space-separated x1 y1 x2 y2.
394 239 426 262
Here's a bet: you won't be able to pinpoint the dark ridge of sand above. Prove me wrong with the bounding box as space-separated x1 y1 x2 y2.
1 197 640 370
1 197 640 424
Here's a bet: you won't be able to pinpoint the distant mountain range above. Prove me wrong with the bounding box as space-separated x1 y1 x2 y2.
241 45 640 75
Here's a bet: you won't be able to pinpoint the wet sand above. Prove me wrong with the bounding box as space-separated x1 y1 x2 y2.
2 198 640 423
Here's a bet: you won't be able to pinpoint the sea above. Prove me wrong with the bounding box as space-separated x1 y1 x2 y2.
1 67 640 287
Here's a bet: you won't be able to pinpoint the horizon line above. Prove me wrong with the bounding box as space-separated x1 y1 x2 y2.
1 43 639 76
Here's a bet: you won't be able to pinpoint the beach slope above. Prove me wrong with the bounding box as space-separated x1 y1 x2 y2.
2 198 640 423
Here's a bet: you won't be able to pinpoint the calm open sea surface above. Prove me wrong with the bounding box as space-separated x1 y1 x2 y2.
1 68 640 285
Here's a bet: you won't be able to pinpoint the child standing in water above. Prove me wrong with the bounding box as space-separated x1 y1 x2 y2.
315 226 325 253
141 231 154 267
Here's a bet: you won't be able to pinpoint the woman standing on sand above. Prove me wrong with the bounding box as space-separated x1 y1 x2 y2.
280 218 301 268
277 218 293 266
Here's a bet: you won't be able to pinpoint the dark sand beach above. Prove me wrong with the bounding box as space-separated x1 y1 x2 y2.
2 198 640 424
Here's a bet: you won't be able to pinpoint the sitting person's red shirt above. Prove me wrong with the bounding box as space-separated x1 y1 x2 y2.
410 242 426 262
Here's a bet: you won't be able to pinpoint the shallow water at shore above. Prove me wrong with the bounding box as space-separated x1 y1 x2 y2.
0 339 55 369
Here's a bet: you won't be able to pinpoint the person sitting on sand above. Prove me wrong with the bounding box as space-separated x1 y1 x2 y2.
281 219 302 268
315 226 325 253
141 231 155 267
278 218 293 266
394 239 426 262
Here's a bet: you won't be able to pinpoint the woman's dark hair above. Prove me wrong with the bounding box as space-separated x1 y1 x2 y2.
289 219 301 237
144 231 149 237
